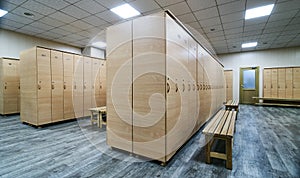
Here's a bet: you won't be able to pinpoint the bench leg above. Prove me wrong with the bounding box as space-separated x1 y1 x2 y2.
90 112 94 125
98 112 102 128
226 138 233 169
206 135 212 164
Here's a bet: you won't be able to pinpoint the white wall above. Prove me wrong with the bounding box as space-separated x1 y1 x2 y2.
219 46 300 100
82 46 105 59
0 29 81 58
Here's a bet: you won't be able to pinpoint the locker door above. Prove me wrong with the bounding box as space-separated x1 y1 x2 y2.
63 53 74 119
92 58 100 107
197 45 205 128
73 55 84 118
293 67 300 98
224 70 233 101
37 48 52 124
107 21 133 153
263 69 271 97
285 68 293 98
132 14 166 162
188 36 198 136
51 50 63 122
83 57 92 116
277 68 286 98
271 69 278 98
99 60 106 107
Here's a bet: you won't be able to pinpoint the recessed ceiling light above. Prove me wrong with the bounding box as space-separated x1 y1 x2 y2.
242 42 257 48
24 12 35 17
92 42 106 49
110 3 140 19
245 4 274 20
0 9 8 18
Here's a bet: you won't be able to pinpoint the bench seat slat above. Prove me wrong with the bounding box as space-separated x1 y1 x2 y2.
203 110 225 134
220 111 233 136
227 111 237 137
214 110 230 135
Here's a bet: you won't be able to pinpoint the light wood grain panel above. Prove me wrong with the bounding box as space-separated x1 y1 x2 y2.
285 68 293 99
99 60 106 107
293 67 300 98
37 48 52 124
107 21 133 152
73 55 84 118
51 50 63 122
278 68 286 98
63 53 74 120
83 57 92 116
132 13 166 162
224 70 233 101
263 69 271 97
271 69 278 98
92 58 100 108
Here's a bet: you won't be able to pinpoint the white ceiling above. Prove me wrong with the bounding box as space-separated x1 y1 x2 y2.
0 0 299 54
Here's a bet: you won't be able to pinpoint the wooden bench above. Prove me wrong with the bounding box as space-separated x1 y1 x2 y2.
225 100 239 111
252 97 300 107
89 106 106 128
203 109 237 169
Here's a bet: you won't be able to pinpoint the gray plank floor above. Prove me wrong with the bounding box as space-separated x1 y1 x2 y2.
0 105 299 178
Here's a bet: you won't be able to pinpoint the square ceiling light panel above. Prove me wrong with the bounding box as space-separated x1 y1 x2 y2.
245 4 274 20
110 3 140 19
242 42 258 48
0 9 8 17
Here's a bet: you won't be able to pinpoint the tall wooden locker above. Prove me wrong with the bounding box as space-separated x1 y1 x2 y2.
285 68 293 98
107 20 133 153
263 69 271 97
73 55 84 118
293 67 300 98
107 11 225 163
63 53 74 120
92 58 100 108
224 70 233 101
277 68 286 98
271 69 278 98
20 47 51 125
83 57 92 116
0 58 20 115
51 50 63 122
99 60 106 107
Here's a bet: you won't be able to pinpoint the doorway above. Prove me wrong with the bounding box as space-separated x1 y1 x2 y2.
240 67 259 104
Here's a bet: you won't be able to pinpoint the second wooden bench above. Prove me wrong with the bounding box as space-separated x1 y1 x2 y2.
225 99 239 111
203 109 237 169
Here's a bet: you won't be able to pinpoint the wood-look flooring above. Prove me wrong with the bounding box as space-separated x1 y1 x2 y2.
0 105 299 178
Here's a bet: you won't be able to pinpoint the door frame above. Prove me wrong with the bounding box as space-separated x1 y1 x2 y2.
239 66 259 104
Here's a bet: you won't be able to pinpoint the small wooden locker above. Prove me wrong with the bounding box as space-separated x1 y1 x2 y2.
63 53 75 120
293 67 300 98
0 58 20 115
263 69 271 97
73 55 84 118
224 70 233 101
83 57 92 116
99 60 106 107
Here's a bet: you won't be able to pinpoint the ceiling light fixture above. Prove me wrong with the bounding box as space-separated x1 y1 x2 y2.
92 41 106 49
0 9 8 17
110 3 140 19
245 4 274 20
242 42 257 48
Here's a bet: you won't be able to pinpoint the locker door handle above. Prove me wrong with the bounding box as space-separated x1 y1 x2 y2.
38 84 41 90
41 54 46 57
18 86 20 89
182 84 185 92
167 83 170 93
188 84 191 91
197 84 199 91
271 84 273 88
278 85 280 89
52 84 55 89
92 85 94 89
285 85 287 89
175 83 178 92
74 85 76 89
4 85 7 89
193 84 195 91
264 85 266 88
64 85 66 90
100 85 102 89
84 85 86 89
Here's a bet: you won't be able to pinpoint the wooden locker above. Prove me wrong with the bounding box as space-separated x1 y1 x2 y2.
107 21 133 153
92 58 100 108
0 58 20 115
197 46 206 127
37 48 52 124
99 60 106 107
277 68 286 98
73 55 84 118
271 69 278 98
51 50 63 122
132 13 166 162
285 68 293 98
63 53 74 120
224 70 233 101
263 69 271 97
83 57 92 116
293 67 300 98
